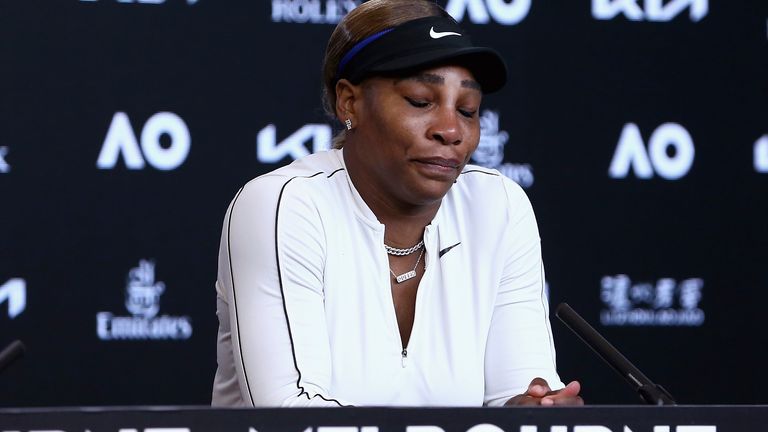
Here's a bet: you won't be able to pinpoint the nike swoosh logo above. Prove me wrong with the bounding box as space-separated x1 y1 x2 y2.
430 27 462 39
439 242 461 258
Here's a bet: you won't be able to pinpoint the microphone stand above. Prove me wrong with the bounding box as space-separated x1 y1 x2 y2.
0 340 26 375
555 303 676 405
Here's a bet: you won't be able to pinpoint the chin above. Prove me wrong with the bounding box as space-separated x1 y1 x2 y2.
407 181 455 206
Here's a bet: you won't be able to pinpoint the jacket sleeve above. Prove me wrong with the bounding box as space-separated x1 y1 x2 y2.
214 175 353 407
483 178 564 406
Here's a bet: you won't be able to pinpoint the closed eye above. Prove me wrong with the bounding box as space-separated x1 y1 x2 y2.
405 97 430 108
458 109 477 118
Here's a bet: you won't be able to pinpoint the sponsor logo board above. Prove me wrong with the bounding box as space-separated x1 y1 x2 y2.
97 112 190 171
0 146 9 173
96 259 192 340
0 426 718 432
446 0 531 25
2 429 190 432
80 0 199 5
472 110 534 188
600 274 705 327
608 123 695 180
0 278 26 319
592 0 708 22
257 123 331 164
271 0 360 24
755 134 768 173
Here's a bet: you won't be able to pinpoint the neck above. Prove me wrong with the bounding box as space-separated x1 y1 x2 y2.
380 211 432 249
343 149 439 248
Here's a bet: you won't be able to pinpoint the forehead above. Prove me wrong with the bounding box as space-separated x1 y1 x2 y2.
393 65 482 91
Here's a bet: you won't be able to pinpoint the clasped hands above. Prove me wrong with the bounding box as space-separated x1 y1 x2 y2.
505 378 584 406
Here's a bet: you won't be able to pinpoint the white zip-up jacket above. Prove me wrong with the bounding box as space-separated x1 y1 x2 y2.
212 149 563 407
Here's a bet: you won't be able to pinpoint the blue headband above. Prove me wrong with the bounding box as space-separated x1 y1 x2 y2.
336 28 394 82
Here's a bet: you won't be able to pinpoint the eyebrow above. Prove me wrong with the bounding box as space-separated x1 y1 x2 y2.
461 79 482 91
397 73 482 91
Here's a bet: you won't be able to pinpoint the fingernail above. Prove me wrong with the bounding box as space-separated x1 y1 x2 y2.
541 397 554 406
530 385 544 394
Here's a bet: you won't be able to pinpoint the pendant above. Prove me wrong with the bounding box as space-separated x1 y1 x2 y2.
395 270 417 283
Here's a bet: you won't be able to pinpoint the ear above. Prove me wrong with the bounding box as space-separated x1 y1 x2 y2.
335 78 362 125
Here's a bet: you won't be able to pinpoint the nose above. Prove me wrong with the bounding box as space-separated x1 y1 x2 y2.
428 108 462 145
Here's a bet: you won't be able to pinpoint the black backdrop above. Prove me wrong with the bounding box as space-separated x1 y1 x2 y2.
1 0 766 407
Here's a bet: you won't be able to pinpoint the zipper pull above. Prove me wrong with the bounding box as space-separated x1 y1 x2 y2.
401 349 408 368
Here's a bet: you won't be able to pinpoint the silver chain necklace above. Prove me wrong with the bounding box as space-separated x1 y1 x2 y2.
389 248 424 284
384 239 424 256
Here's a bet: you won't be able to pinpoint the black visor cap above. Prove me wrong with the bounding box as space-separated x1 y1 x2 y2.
338 16 508 94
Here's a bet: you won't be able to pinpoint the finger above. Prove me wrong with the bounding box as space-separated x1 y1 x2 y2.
526 377 552 397
541 395 584 406
541 381 584 406
505 394 545 406
558 380 581 397
544 380 581 397
518 395 547 406
508 379 574 406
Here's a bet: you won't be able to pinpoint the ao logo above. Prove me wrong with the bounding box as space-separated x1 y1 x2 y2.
755 135 768 173
446 0 530 25
592 0 708 22
0 146 9 173
257 124 331 163
97 112 190 171
0 278 26 319
608 123 695 180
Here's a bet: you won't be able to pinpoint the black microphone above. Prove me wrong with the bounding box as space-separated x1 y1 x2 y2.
0 340 26 375
555 303 676 405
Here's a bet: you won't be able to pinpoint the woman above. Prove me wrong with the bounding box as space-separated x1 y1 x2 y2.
212 0 582 407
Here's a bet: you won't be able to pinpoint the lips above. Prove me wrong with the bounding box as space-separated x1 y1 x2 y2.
414 157 461 169
412 157 462 180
